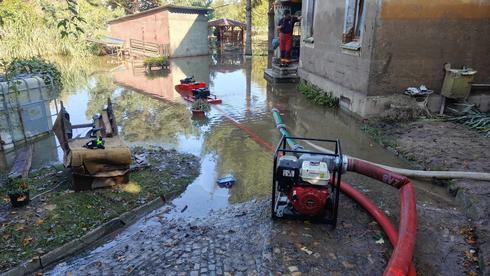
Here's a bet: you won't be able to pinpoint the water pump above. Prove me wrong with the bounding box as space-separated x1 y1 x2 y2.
272 136 344 227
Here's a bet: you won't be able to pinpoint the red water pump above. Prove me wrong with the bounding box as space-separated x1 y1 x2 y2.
272 137 342 226
289 185 329 216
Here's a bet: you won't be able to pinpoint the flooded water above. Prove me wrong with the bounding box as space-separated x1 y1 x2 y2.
12 54 453 219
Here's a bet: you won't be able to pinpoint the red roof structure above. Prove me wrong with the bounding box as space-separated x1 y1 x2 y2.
208 18 247 29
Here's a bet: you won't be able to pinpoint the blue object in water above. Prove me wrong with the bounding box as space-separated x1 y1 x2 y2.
217 174 236 188
272 38 280 50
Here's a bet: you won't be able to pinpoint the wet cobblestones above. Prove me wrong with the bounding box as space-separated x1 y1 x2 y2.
46 193 471 275
46 198 389 275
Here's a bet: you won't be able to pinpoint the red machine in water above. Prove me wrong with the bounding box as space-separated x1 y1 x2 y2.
272 136 342 227
175 76 206 92
183 87 222 104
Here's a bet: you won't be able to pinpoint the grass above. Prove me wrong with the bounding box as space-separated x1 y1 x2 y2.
361 124 398 150
298 81 339 108
0 149 199 272
447 104 490 137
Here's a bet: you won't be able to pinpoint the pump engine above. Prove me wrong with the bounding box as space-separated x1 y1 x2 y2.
272 137 342 227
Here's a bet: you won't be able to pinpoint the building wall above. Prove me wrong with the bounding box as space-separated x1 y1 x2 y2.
298 0 490 117
168 12 209 58
108 10 170 46
298 0 380 116
369 0 490 96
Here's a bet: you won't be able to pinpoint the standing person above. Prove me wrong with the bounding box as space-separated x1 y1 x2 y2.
277 10 301 64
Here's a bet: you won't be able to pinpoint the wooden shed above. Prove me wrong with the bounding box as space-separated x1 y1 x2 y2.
108 5 211 58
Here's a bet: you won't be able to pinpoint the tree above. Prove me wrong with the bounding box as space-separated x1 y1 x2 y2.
267 0 274 53
245 0 252 56
107 0 160 14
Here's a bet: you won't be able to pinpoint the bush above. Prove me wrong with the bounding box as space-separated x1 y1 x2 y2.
298 81 339 108
143 56 169 68
4 57 63 90
6 178 30 195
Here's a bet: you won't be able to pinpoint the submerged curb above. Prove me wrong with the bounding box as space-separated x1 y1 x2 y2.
2 196 166 276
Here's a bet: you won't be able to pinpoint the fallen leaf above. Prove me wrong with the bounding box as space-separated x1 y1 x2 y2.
22 237 33 247
36 219 44 225
300 246 313 255
342 261 354 269
15 225 25 231
45 204 56 211
375 237 385 245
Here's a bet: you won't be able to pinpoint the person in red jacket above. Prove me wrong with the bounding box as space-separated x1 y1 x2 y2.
277 10 301 64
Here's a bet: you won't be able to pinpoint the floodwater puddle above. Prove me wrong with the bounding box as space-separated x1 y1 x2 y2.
3 54 454 219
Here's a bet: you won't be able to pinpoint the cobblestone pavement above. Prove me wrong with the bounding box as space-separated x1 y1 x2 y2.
46 197 390 275
45 178 475 275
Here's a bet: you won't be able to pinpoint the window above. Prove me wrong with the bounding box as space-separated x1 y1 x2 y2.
304 0 316 42
343 0 365 44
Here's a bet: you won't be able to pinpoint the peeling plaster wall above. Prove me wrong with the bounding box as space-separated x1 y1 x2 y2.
298 0 377 97
299 0 490 117
369 0 490 96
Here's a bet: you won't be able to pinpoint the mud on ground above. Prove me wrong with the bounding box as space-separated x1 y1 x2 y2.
371 120 490 275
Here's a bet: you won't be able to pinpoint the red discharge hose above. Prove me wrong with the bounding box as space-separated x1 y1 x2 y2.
340 181 416 276
348 159 417 276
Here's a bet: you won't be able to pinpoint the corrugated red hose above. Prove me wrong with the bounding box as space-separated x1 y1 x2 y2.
347 159 417 276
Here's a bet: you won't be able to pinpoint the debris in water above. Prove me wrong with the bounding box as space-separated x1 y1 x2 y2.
181 205 188 213
217 174 236 188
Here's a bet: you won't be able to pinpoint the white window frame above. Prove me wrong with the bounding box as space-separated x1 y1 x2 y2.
342 0 366 48
303 0 316 43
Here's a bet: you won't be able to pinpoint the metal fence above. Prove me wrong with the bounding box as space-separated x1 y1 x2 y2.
0 75 59 152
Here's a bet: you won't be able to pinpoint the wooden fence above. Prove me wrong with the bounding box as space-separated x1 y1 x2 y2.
129 39 170 58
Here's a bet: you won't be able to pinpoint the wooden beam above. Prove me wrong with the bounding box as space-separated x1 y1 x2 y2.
9 144 33 179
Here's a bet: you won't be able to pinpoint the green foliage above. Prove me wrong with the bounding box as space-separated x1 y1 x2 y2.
192 99 211 112
108 0 161 14
211 0 268 33
4 57 63 91
447 104 490 137
143 56 169 67
298 81 339 108
6 178 31 195
0 0 124 60
58 0 87 38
